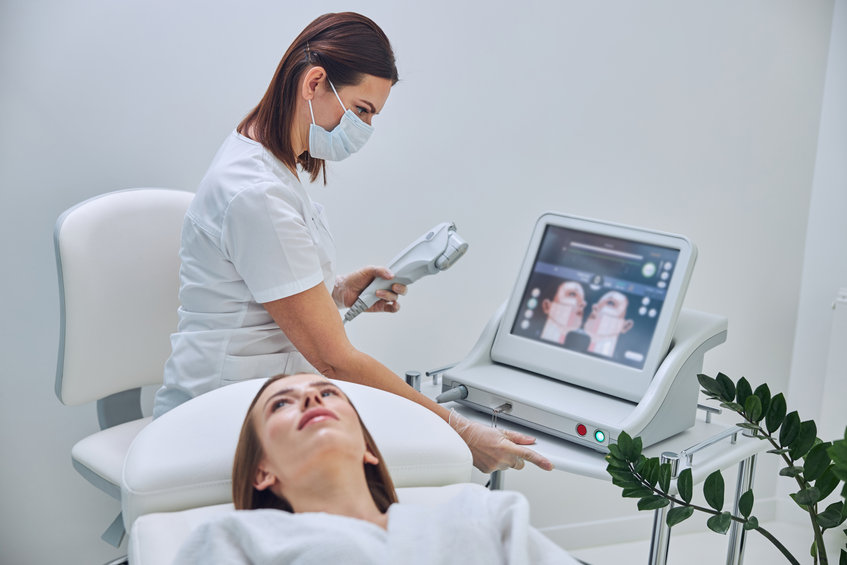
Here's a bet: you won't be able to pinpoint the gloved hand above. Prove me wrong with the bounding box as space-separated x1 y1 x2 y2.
333 266 407 312
449 410 554 473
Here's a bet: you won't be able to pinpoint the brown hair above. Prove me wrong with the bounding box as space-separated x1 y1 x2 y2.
232 374 398 512
237 12 399 183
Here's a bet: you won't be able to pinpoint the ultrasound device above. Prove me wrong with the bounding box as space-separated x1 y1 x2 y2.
439 213 727 451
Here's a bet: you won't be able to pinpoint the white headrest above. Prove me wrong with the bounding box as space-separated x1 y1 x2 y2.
122 378 472 530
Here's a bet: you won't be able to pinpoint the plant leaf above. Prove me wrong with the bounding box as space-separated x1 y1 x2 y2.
828 435 847 482
744 395 762 424
818 502 846 529
638 495 670 511
791 486 821 507
617 431 635 462
767 447 790 455
753 383 771 422
788 420 818 460
780 411 801 447
735 377 752 408
703 471 725 511
677 468 693 504
766 393 787 434
623 486 655 499
744 516 759 530
839 548 846 565
707 511 732 534
804 442 832 482
716 372 736 402
738 490 754 518
719 401 744 413
666 507 694 528
658 462 672 494
697 374 721 397
779 466 804 478
814 467 840 501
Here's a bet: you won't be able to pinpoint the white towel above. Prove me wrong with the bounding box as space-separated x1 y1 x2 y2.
173 484 580 564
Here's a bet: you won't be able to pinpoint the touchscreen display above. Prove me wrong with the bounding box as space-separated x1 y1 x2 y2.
509 225 680 370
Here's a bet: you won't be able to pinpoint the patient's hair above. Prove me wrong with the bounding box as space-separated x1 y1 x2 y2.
237 12 399 183
232 374 398 512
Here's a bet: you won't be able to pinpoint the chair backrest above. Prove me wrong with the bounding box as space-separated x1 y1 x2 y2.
55 188 194 406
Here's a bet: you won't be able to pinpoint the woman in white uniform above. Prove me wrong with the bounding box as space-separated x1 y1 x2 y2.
153 12 551 474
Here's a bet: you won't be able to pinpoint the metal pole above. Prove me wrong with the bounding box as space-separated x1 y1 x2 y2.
726 453 757 565
489 469 504 491
648 452 679 565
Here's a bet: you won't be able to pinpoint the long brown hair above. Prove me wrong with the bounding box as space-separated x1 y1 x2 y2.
232 374 398 512
237 12 399 183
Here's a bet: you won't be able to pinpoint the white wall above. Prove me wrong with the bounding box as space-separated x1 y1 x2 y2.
0 1 836 563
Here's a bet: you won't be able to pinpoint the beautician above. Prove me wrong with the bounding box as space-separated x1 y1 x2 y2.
153 12 552 474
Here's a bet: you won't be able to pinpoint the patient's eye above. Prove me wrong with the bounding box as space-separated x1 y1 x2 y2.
270 397 292 412
320 388 339 398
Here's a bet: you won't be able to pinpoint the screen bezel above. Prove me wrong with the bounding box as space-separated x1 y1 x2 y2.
490 212 697 403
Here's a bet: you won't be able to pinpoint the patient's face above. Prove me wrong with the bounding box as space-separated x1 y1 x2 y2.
251 374 376 490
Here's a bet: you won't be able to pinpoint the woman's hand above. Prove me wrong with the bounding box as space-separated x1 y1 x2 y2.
333 266 407 313
448 410 554 473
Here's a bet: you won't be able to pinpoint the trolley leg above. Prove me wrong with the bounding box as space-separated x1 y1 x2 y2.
726 454 757 565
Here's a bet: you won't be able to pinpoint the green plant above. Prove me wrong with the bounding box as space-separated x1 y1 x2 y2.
606 372 847 565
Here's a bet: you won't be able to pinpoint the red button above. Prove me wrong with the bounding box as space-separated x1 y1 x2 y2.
576 424 587 436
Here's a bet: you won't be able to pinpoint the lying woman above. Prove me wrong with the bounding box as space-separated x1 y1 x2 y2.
174 373 582 564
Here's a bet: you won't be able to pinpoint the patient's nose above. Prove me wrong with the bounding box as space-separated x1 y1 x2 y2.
302 390 323 409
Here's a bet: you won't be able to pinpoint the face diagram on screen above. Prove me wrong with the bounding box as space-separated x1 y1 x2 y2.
511 225 680 370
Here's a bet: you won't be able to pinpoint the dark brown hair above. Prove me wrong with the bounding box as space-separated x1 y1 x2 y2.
232 374 398 513
237 12 399 183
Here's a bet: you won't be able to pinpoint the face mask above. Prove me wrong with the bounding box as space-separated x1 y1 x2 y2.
308 80 373 161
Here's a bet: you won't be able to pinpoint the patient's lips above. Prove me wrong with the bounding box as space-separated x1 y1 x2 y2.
298 408 339 430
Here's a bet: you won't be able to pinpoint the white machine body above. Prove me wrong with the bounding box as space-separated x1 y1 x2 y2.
440 305 727 452
344 222 468 323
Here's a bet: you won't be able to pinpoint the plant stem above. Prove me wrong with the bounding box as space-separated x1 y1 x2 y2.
753 422 828 564
631 462 802 565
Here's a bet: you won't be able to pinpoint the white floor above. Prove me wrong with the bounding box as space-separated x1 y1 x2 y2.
569 521 843 564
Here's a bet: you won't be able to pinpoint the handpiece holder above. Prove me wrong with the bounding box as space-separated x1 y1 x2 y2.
344 222 468 323
439 305 728 451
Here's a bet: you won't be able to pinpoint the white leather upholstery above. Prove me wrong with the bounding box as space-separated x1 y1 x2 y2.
54 188 193 545
55 188 193 405
128 484 479 565
71 417 152 499
122 378 473 531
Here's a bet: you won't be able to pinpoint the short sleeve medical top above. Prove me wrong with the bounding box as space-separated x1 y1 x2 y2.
153 132 336 417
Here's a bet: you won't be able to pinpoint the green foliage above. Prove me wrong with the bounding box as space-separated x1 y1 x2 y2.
704 471 725 512
608 373 847 565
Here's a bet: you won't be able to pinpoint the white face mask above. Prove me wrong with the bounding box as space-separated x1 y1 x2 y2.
308 80 373 161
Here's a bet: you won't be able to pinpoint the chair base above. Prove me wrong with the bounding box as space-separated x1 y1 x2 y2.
102 512 126 548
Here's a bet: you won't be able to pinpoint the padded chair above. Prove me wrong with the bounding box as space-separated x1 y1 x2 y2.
54 188 194 546
122 378 474 564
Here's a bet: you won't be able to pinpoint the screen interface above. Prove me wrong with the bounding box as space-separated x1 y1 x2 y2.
510 225 680 370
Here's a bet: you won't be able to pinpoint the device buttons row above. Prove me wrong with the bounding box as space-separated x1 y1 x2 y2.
575 423 606 444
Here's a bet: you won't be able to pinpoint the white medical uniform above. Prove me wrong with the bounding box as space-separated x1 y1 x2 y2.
153 131 336 418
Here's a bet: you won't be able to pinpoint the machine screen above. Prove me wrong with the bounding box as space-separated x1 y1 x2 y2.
509 225 680 370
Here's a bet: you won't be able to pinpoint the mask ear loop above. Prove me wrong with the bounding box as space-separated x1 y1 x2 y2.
327 80 347 111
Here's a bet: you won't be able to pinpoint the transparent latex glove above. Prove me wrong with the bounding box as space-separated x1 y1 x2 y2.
333 266 407 312
449 410 554 473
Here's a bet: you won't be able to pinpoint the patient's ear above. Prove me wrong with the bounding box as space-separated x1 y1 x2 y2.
363 449 379 466
254 462 278 491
